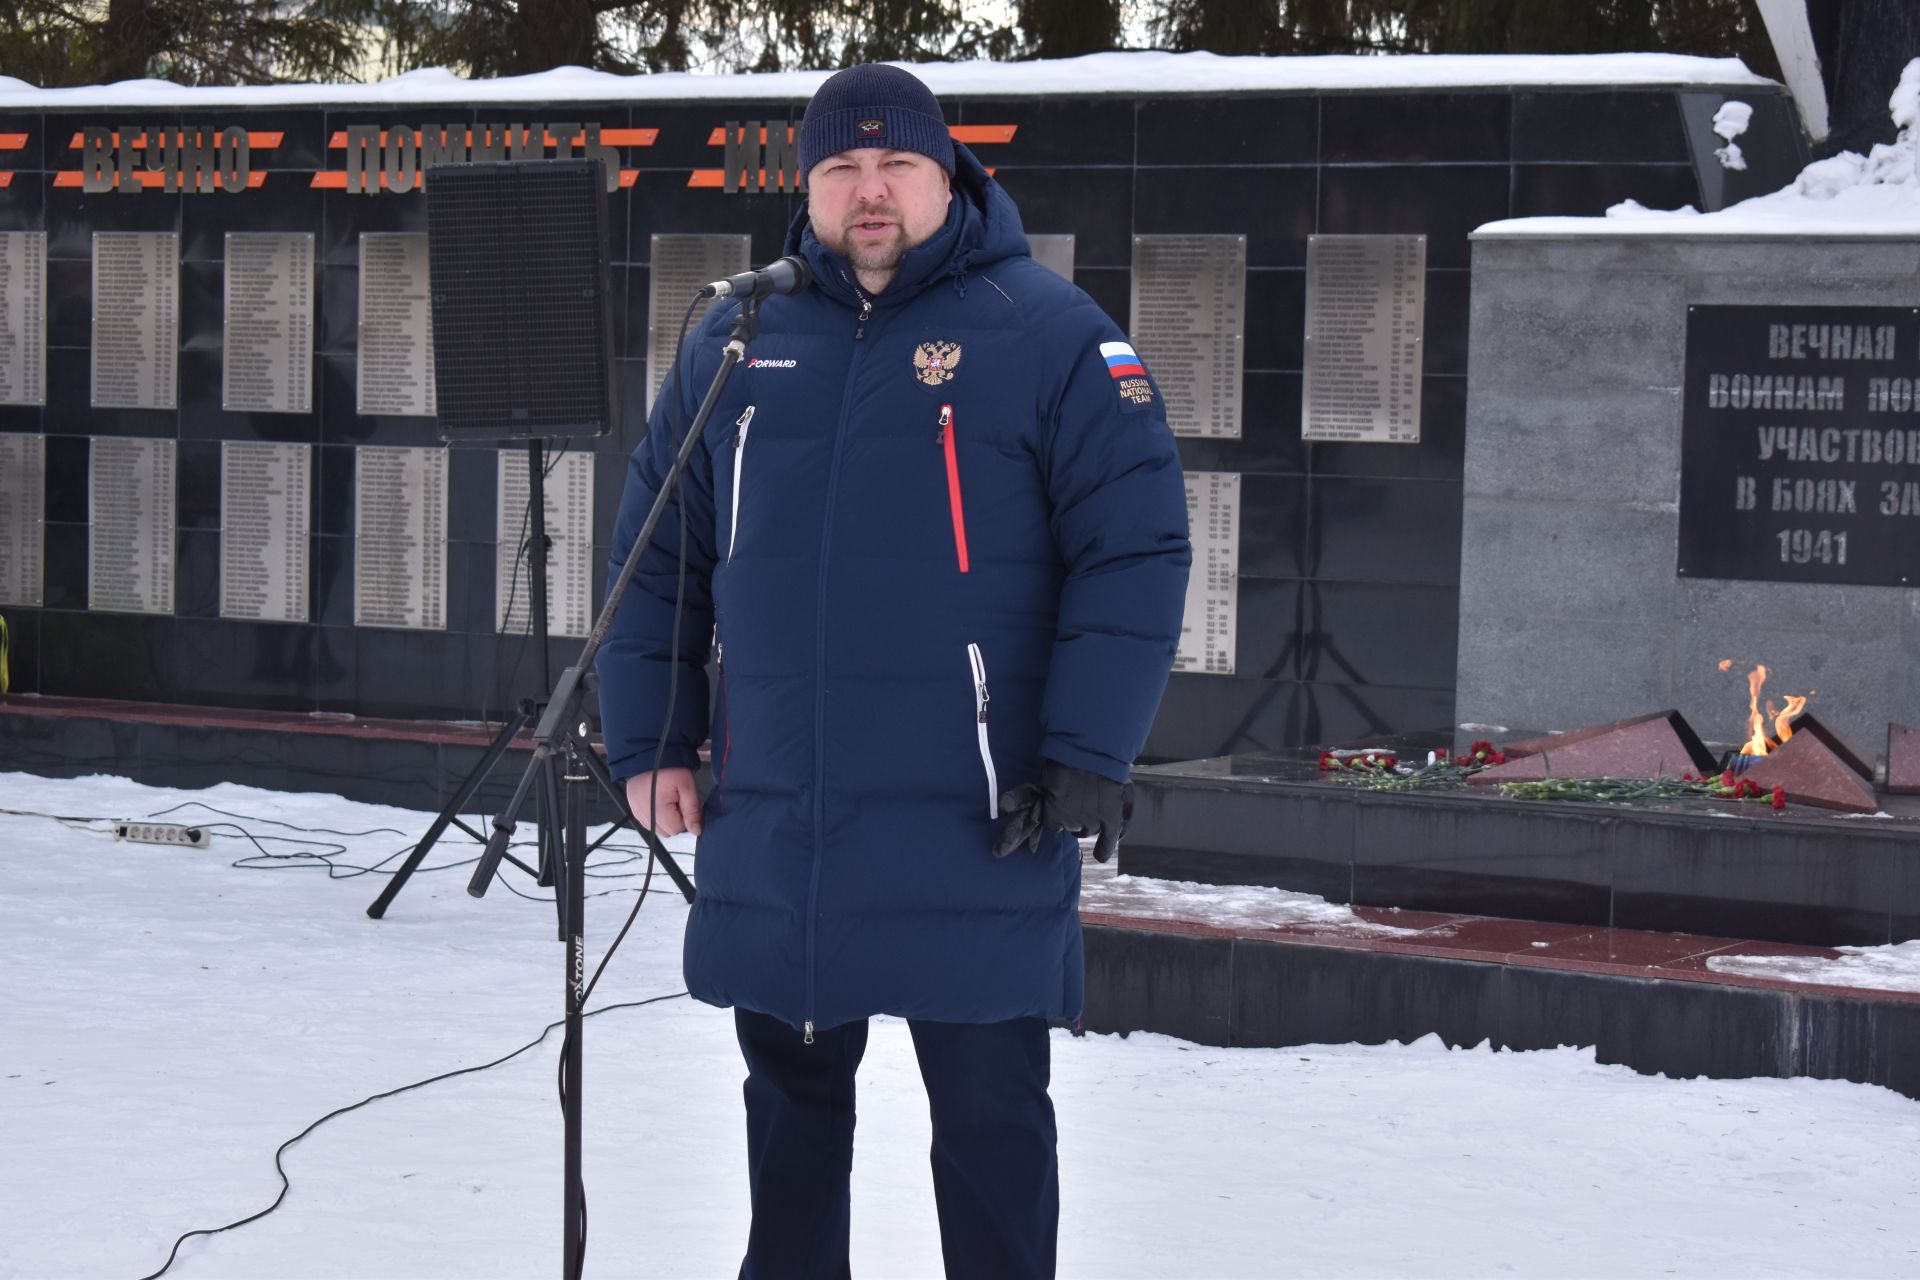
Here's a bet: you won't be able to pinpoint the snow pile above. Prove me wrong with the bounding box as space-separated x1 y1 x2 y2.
1707 939 1920 994
1713 98 1752 170
1081 868 1423 935
1480 57 1920 236
0 50 1770 107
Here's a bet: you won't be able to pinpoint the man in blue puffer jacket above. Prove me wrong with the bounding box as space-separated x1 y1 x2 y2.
598 63 1190 1279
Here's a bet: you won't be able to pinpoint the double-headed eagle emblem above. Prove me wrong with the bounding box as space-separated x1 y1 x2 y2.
913 340 962 387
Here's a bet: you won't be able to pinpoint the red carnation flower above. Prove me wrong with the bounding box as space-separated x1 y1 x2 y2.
1771 786 1786 810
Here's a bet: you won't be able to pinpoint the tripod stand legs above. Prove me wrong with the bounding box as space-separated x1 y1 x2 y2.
367 704 697 920
367 706 532 920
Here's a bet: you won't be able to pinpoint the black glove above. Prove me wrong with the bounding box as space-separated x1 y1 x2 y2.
993 761 1133 864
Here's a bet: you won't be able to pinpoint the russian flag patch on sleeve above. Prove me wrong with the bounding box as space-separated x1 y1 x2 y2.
1099 341 1157 411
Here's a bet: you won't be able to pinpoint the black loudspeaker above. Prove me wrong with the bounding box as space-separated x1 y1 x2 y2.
424 158 615 440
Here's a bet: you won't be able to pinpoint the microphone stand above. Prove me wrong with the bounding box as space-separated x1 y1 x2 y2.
467 295 763 1280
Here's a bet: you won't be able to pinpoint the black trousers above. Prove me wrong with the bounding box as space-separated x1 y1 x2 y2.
733 1008 1059 1280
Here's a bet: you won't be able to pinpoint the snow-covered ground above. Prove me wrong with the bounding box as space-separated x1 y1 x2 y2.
6 772 1920 1280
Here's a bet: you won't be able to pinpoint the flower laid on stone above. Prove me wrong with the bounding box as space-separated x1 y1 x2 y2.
1495 773 1787 809
1324 747 1791 810
1319 749 1398 773
1320 746 1501 793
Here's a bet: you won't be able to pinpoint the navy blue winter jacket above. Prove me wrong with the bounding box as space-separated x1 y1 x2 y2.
597 144 1190 1034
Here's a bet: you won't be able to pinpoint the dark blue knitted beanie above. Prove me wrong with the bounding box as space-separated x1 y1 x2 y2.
797 64 954 178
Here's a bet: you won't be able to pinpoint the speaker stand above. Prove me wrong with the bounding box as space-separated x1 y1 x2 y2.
366 438 694 924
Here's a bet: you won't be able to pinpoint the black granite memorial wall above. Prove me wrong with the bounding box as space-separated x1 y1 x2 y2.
0 69 1805 761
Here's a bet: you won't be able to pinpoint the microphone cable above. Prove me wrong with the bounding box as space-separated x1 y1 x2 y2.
132 990 690 1280
584 285 713 1008
560 285 715 1275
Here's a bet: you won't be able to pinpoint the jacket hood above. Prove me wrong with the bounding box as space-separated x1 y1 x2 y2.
786 141 1029 307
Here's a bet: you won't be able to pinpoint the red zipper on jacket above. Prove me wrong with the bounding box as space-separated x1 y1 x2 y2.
939 403 970 574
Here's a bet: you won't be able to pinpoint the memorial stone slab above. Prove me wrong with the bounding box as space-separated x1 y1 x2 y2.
357 233 436 417
0 432 44 606
1302 234 1425 444
1130 234 1245 439
223 233 314 415
89 436 175 615
354 445 447 630
1469 711 1716 784
1889 723 1920 795
220 441 311 623
91 232 178 410
647 234 750 412
1175 471 1239 676
1679 304 1920 587
0 231 46 407
1027 234 1075 282
1738 715 1878 814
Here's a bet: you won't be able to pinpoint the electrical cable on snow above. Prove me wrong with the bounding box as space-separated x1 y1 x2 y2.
131 990 691 1280
48 288 714 1280
0 806 116 831
136 800 683 899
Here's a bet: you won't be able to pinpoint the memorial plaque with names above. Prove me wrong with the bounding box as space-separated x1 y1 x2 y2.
1130 235 1245 440
357 234 437 417
1302 234 1426 444
1680 305 1920 587
224 233 314 414
0 432 44 606
355 446 448 630
221 441 311 623
89 436 175 615
496 449 595 638
1028 234 1076 282
91 232 178 410
0 232 46 406
648 234 750 412
1175 471 1240 676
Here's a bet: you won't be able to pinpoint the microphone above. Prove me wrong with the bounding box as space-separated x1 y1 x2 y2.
699 255 812 301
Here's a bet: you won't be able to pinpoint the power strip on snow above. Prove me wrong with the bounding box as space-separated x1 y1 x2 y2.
114 822 211 849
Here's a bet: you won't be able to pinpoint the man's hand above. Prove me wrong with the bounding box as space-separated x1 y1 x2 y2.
625 767 703 837
993 761 1132 863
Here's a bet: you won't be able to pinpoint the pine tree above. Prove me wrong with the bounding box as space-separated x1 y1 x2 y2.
1015 0 1123 60
354 0 996 76
1147 0 1779 72
0 0 371 87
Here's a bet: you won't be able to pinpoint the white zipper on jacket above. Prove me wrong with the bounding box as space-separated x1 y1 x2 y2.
727 405 754 564
967 643 998 820
717 404 755 671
